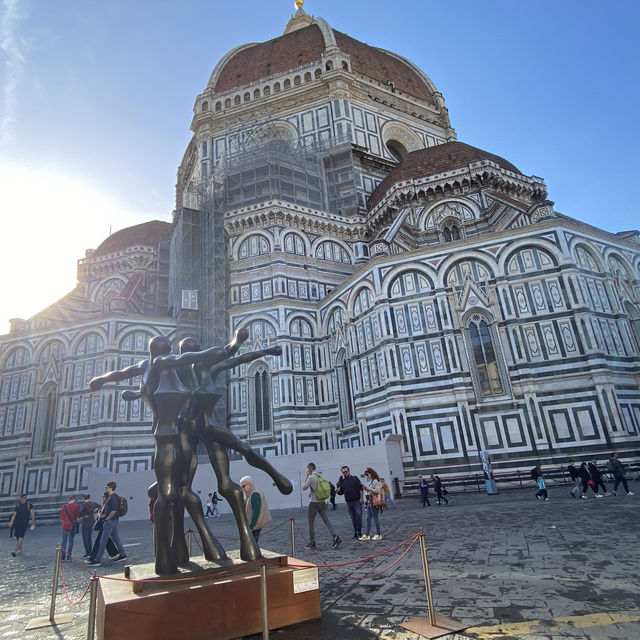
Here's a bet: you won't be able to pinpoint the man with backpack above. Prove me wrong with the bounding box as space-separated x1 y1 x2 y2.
302 463 341 550
607 453 635 496
86 481 127 565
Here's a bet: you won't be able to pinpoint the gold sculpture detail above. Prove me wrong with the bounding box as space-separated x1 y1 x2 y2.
295 0 304 9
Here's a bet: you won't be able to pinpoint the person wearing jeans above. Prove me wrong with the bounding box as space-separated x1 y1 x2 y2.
335 466 363 539
60 496 80 561
608 453 635 496
360 467 383 541
302 462 341 550
86 482 126 565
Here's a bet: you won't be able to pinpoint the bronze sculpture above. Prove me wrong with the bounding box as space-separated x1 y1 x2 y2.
90 328 292 574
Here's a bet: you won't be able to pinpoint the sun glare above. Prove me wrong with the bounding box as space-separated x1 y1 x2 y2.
0 163 160 335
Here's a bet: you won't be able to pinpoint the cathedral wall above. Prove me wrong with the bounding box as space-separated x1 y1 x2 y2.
225 216 640 477
0 318 174 519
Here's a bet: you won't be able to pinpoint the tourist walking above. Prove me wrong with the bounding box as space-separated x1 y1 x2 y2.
211 491 222 517
360 468 384 540
302 462 341 550
204 493 214 517
578 462 596 498
59 496 81 561
240 476 271 548
531 465 549 500
418 475 431 507
432 475 449 505
587 461 608 497
91 493 119 560
335 465 363 539
380 477 395 507
9 494 35 557
79 494 100 557
607 452 634 496
567 460 582 498
86 481 127 565
329 482 337 510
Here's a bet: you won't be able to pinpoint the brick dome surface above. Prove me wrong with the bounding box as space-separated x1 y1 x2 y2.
370 142 522 208
211 23 435 105
93 221 170 257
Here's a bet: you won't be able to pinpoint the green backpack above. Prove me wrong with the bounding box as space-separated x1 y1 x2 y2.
314 475 332 501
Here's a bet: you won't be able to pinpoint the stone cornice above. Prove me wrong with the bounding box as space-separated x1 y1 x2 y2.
365 161 547 232
224 200 367 240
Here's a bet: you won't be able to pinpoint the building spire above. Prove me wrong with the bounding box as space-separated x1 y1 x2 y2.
284 0 314 34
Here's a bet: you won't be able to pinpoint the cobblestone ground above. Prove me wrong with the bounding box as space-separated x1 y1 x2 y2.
2 485 639 640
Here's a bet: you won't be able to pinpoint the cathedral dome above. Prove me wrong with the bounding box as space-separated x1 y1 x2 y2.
93 220 170 257
370 141 522 208
207 18 437 105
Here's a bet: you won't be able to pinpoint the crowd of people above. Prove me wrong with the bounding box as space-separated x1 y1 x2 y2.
542 452 635 501
6 452 636 559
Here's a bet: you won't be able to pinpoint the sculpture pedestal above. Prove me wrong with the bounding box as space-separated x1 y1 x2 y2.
96 550 321 640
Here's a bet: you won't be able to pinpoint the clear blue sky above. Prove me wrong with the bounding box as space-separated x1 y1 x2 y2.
1 0 638 331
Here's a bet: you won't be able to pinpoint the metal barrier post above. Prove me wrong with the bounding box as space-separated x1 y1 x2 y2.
418 533 436 626
290 517 295 557
25 547 75 629
49 546 62 621
399 532 466 638
260 562 269 640
187 530 192 556
86 576 99 640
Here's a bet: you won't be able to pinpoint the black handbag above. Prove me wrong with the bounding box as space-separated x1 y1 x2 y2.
72 522 80 535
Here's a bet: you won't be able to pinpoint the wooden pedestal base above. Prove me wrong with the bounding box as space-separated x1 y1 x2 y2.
96 550 321 640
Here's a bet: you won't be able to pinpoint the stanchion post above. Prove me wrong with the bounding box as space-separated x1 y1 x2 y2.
400 531 467 638
187 529 192 556
260 562 269 640
25 546 74 630
290 517 295 557
49 546 62 622
86 576 99 640
418 532 436 627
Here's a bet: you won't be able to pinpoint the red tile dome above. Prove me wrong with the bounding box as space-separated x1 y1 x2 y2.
208 21 437 105
370 141 522 209
93 220 170 257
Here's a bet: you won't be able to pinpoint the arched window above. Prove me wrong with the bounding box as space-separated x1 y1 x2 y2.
442 222 461 243
335 350 354 427
388 270 433 299
291 317 313 338
624 302 640 354
34 382 57 455
315 240 351 264
283 233 306 255
353 287 374 315
466 314 506 399
238 234 271 259
327 307 346 333
386 139 407 162
252 367 272 433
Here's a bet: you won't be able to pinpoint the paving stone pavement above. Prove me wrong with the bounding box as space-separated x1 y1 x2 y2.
1 485 639 640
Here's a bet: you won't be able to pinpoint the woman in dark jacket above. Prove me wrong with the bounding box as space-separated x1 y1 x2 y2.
431 475 449 505
587 461 607 497
578 462 596 499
